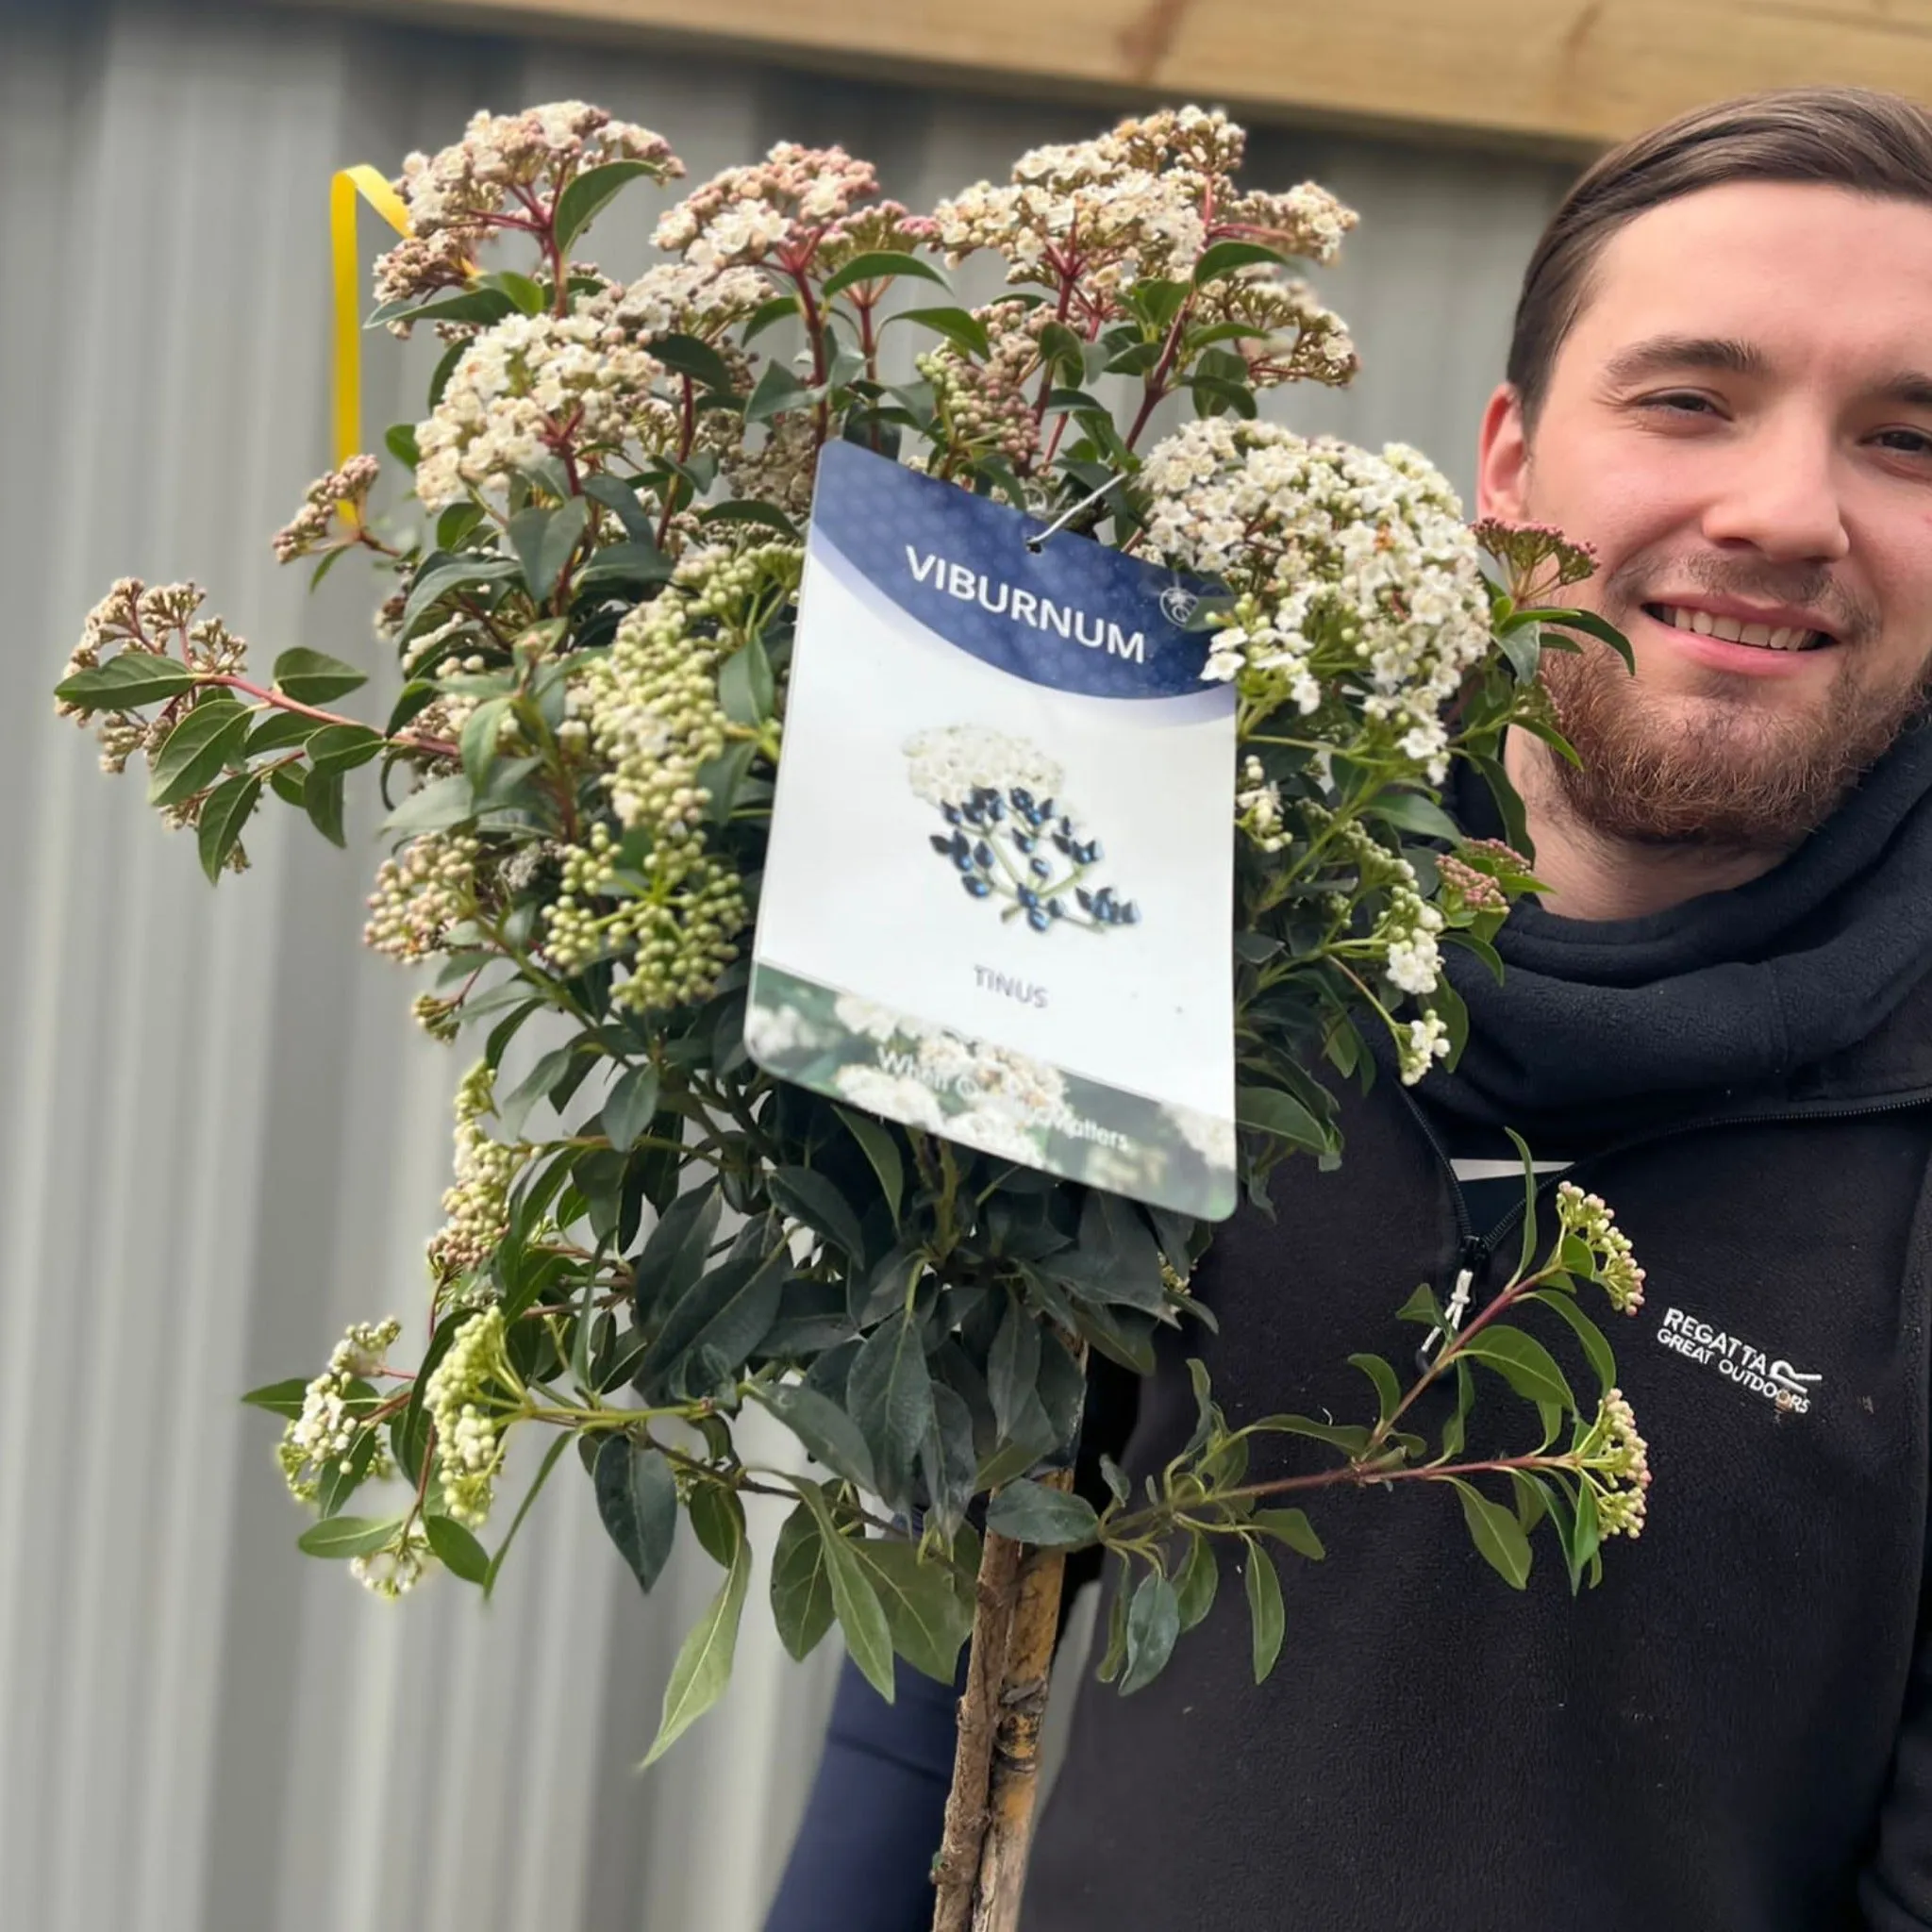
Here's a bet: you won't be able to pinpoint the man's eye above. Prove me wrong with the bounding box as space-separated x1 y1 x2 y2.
1637 391 1718 416
1874 427 1932 457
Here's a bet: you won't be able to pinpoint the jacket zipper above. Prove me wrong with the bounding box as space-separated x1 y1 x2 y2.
1395 1084 1932 1367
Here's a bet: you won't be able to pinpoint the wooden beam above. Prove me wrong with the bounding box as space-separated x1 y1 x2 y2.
300 0 1932 154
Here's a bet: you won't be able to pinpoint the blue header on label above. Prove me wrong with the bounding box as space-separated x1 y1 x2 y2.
808 441 1216 701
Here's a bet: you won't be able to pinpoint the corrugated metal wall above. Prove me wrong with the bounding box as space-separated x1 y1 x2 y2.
0 3 1574 1925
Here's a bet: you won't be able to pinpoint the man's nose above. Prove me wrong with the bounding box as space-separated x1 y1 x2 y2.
1699 413 1851 564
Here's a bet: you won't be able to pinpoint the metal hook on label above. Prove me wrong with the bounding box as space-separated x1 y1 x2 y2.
1024 472 1124 552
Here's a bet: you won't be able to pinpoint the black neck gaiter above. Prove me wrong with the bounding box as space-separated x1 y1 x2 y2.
1414 719 1932 1138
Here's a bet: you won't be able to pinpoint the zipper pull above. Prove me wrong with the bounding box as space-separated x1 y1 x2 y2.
1417 1241 1481 1370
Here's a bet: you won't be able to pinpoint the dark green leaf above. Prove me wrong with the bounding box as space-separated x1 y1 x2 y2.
769 1165 867 1263
554 159 661 256
424 1513 490 1585
821 250 951 299
1450 1477 1534 1590
1347 1353 1402 1427
384 422 422 468
1499 617 1541 683
593 1436 679 1592
303 765 346 846
652 332 739 393
987 1296 1042 1442
579 473 657 541
845 1310 934 1506
770 1503 836 1659
601 1064 661 1152
886 307 991 359
633 1185 724 1318
578 541 674 589
849 1536 973 1684
305 723 386 774
381 773 475 838
1541 607 1636 672
197 771 261 881
1236 1085 1332 1152
1462 1325 1576 1415
242 708 320 757
1192 239 1291 284
699 498 802 542
1120 1571 1181 1695
1506 1126 1541 1287
796 1483 895 1699
1251 1508 1324 1559
1364 789 1461 841
641 1242 789 1391
1174 1533 1220 1632
743 293 801 342
273 647 369 705
745 361 810 424
1529 1290 1618 1399
641 1523 751 1765
148 698 250 808
1242 1540 1287 1681
983 1478 1098 1548
509 496 591 603
55 652 195 709
240 1377 310 1420
494 1042 580 1141
297 1514 404 1559
717 631 776 726
833 1107 903 1224
756 1383 877 1490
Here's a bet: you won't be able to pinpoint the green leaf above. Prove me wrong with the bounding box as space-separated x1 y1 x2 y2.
756 1383 877 1490
383 774 475 841
1235 1085 1331 1152
699 498 803 542
1251 1508 1325 1560
424 1513 491 1585
384 421 422 468
886 306 991 359
240 1377 311 1420
1242 1540 1287 1681
633 1185 724 1317
745 361 810 424
1499 617 1541 684
1347 1353 1403 1428
1462 1325 1576 1415
640 1242 789 1391
652 332 739 393
55 652 195 709
845 1310 934 1506
459 695 512 794
577 541 675 588
197 771 261 881
743 293 801 342
987 1296 1043 1443
396 558 521 641
273 647 369 705
243 708 320 757
796 1484 895 1699
641 1521 751 1766
1365 789 1461 841
305 722 386 774
1507 1126 1541 1287
509 495 591 602
770 1503 836 1660
1541 606 1636 673
148 698 250 808
820 250 951 300
1174 1533 1220 1633
1120 1571 1181 1695
303 765 346 846
833 1107 903 1225
1529 1290 1618 1399
717 631 776 726
1192 238 1291 283
601 1064 661 1152
1450 1477 1534 1590
849 1536 973 1685
769 1165 867 1263
495 1042 581 1141
554 158 661 256
984 1478 1099 1548
593 1436 679 1593
297 1514 404 1559
688 1483 745 1570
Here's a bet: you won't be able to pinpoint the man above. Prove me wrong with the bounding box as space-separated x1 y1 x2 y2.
768 88 1932 1929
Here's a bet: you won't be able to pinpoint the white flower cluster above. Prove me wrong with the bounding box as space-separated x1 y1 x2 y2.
591 261 770 341
932 108 1354 299
364 831 479 962
1376 887 1445 999
376 102 680 313
1236 755 1287 854
351 1519 434 1601
414 310 675 509
1586 1389 1651 1540
424 1305 517 1529
1557 1181 1648 1315
1140 419 1491 780
276 1317 402 1505
273 456 381 563
653 142 882 268
426 1060 527 1293
902 724 1063 810
1398 1013 1452 1084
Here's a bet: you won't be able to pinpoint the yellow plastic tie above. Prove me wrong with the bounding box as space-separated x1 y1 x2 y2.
329 165 414 514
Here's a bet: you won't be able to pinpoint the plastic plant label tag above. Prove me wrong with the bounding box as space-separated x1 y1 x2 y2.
748 441 1237 1219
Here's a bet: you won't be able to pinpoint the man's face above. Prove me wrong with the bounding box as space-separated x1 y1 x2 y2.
1478 181 1932 849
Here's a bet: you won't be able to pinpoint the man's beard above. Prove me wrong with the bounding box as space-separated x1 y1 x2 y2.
1536 564 1929 853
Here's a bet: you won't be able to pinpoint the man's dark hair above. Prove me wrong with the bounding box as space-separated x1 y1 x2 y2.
1509 87 1932 425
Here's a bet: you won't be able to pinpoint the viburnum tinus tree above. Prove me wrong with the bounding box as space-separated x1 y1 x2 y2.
51 103 1651 1931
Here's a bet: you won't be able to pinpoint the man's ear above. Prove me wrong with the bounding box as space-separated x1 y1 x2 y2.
1476 382 1530 520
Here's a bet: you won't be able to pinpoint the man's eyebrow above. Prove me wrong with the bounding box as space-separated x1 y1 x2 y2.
1600 340 1932 409
1601 336 1767 386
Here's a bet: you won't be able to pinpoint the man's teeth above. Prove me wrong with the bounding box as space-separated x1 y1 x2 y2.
1659 605 1821 651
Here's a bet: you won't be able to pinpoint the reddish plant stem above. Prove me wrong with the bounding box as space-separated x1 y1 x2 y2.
202 674 458 759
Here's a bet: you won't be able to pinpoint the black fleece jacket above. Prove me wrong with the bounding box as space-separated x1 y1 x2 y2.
772 724 1932 1931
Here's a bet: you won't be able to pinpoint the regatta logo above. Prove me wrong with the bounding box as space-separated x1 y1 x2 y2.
905 549 1145 663
1656 1306 1823 1415
1158 583 1199 626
